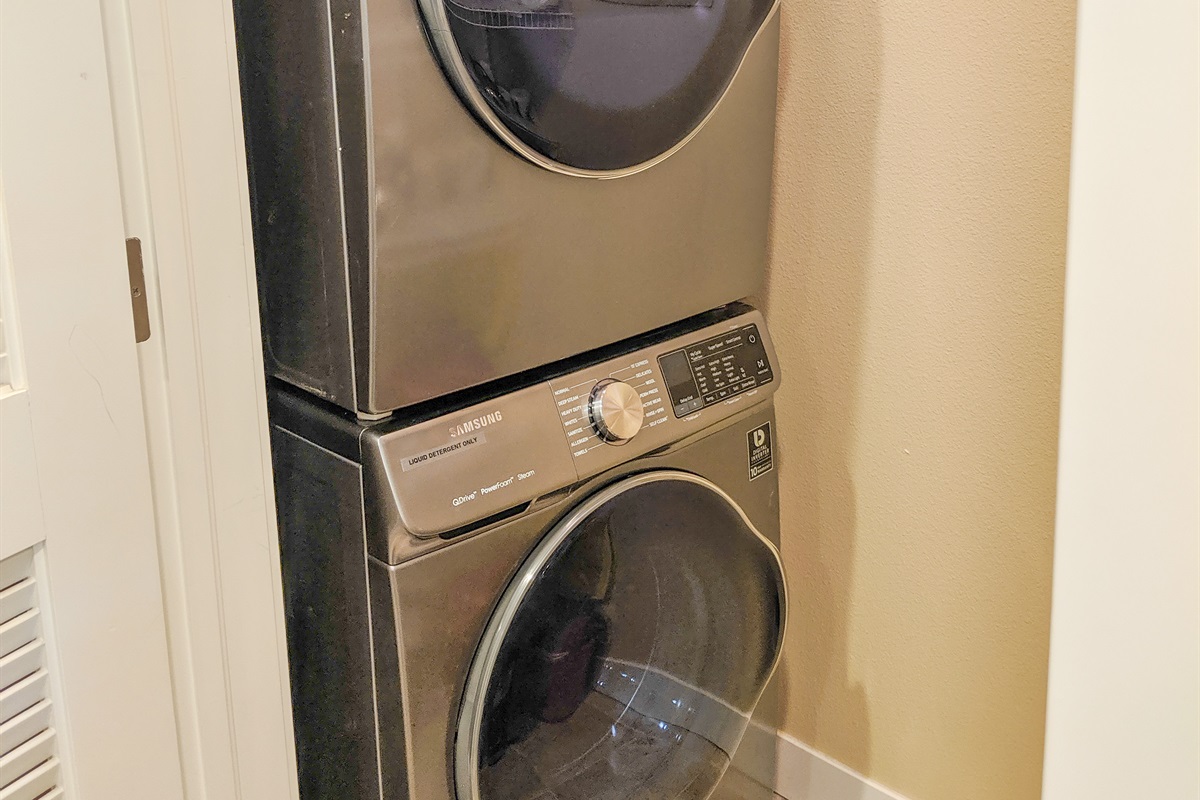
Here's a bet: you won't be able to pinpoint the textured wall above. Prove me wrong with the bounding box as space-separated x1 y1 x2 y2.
760 1 1076 798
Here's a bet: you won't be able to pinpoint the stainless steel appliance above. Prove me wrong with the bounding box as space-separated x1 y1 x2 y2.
269 305 787 799
234 0 781 416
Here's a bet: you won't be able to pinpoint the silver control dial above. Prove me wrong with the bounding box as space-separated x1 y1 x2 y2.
589 380 645 443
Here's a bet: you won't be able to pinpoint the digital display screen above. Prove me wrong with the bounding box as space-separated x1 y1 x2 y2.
658 324 773 417
659 350 700 407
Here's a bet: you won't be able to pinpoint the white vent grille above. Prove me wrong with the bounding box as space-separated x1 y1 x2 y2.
0 550 62 800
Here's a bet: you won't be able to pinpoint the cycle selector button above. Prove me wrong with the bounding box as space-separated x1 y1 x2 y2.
589 380 644 443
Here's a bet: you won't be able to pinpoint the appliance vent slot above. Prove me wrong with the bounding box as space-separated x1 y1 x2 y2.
0 549 63 800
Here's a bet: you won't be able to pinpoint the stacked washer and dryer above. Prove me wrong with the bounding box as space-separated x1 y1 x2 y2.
233 0 788 796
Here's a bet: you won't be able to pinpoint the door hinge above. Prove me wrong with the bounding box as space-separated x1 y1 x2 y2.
125 237 151 343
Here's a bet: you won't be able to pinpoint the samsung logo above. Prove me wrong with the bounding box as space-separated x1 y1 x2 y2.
450 410 503 438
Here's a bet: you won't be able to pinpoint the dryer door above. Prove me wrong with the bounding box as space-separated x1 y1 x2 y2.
415 0 777 175
456 471 786 800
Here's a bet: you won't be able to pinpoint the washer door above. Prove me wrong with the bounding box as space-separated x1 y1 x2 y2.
415 0 777 175
456 471 787 800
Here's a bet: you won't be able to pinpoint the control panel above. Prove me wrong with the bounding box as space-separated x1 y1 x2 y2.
366 309 780 545
658 324 773 416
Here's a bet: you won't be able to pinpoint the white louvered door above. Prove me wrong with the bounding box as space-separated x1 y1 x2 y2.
0 0 186 798
0 550 61 800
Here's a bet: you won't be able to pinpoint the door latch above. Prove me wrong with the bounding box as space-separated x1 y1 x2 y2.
125 237 151 343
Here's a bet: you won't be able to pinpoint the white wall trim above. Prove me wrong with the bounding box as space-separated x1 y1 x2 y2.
737 724 912 800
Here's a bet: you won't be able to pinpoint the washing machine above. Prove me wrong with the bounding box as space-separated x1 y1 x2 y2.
268 304 787 799
234 0 781 416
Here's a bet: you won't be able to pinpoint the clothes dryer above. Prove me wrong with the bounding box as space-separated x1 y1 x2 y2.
269 305 787 799
235 0 780 416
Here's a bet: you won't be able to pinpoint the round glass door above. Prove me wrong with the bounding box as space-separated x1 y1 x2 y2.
456 471 787 800
415 0 777 175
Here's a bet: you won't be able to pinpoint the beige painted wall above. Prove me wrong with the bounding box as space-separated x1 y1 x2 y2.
760 1 1076 799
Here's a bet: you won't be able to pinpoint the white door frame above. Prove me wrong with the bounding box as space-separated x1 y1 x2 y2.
1041 0 1199 797
97 0 301 797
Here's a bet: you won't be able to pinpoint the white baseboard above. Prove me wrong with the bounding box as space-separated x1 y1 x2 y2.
734 723 912 800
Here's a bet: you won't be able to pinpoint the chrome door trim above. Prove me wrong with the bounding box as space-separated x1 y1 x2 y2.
453 469 789 800
413 0 782 179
